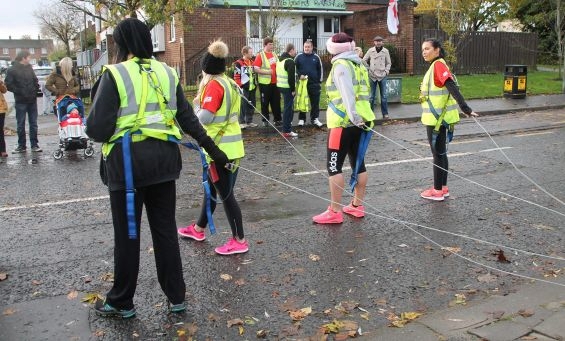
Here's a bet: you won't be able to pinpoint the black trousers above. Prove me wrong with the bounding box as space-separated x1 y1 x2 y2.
426 125 448 190
0 114 5 154
258 83 281 122
106 180 186 310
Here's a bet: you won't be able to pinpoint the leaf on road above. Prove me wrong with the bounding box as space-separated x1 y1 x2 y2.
67 290 78 300
454 294 467 305
322 319 359 334
227 318 244 328
81 292 104 304
0 273 7 281
100 273 114 282
93 330 105 337
387 311 422 327
360 312 370 320
492 249 511 263
2 308 16 316
477 273 498 283
518 309 535 318
441 246 461 257
238 326 245 335
289 307 312 321
220 273 232 281
235 278 245 286
31 279 42 286
256 329 268 338
309 254 321 261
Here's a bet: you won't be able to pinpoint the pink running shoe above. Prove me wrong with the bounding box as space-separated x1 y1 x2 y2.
342 203 365 218
442 186 449 197
420 188 445 201
215 238 249 255
312 206 343 224
177 223 206 241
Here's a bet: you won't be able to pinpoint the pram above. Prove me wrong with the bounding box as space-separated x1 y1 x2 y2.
52 96 95 159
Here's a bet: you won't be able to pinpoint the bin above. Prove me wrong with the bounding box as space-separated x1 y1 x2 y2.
386 76 402 103
503 65 527 99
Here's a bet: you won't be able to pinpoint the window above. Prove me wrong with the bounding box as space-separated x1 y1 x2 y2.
16 48 21 54
248 12 267 39
2 48 8 55
324 17 340 33
41 48 47 55
29 48 34 54
169 16 176 42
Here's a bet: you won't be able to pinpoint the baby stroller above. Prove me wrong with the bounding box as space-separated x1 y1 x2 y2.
52 96 95 159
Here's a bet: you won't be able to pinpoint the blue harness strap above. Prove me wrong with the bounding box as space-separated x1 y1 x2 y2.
177 139 217 235
121 131 138 239
349 130 373 192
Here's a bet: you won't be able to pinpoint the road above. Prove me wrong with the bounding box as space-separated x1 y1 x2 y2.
0 109 564 340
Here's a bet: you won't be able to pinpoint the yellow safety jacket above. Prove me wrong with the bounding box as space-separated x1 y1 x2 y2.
295 78 310 112
420 59 460 126
276 58 291 88
102 57 181 157
257 51 278 85
325 59 375 128
200 75 245 162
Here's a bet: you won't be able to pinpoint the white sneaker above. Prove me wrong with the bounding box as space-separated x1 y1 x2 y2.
312 118 324 127
298 119 305 126
283 131 298 138
247 122 258 128
239 123 247 129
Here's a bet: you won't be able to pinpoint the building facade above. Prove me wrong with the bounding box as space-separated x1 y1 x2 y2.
0 37 54 66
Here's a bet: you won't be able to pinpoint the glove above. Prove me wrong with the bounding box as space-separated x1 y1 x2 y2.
207 146 229 169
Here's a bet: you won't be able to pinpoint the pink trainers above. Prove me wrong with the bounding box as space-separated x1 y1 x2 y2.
177 223 206 241
342 203 365 218
442 186 449 197
420 188 445 201
312 206 343 224
215 238 249 255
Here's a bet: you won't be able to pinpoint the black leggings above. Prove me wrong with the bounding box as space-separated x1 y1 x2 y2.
0 114 5 153
326 126 367 176
426 125 448 190
197 164 244 239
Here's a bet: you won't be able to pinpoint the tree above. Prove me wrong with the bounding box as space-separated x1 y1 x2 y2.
34 3 83 57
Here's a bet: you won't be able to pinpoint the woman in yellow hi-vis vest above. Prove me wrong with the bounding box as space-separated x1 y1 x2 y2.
419 39 478 201
177 40 248 255
86 18 228 318
312 33 375 224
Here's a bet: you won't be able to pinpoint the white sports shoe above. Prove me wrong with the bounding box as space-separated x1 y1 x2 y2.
298 119 305 126
312 118 324 127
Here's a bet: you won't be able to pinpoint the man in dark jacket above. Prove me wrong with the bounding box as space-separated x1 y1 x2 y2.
5 51 41 153
277 43 298 137
294 40 323 127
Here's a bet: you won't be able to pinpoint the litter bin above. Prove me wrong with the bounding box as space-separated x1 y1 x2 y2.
386 76 402 103
503 65 527 99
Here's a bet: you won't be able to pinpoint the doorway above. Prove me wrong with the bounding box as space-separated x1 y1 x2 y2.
303 16 318 50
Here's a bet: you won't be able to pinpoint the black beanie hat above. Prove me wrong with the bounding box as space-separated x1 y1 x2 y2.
113 18 153 60
201 40 229 75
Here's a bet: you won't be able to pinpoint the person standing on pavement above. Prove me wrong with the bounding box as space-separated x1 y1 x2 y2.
46 57 80 115
0 76 8 157
233 46 258 129
4 50 42 153
312 33 375 224
177 40 248 256
294 40 323 127
40 80 53 116
363 36 391 119
277 43 298 138
85 18 229 318
253 37 281 127
419 38 478 201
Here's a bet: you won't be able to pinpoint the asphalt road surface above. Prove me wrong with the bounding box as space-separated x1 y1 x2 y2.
0 109 564 340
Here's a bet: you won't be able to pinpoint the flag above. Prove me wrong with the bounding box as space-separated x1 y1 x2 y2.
387 0 399 34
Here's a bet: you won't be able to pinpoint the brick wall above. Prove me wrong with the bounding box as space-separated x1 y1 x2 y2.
344 2 414 74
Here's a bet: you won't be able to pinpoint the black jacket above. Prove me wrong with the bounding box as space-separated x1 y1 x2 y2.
279 52 296 92
5 62 39 104
86 70 223 191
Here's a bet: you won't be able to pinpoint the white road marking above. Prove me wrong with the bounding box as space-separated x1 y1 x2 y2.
0 195 109 212
293 147 513 176
515 131 554 137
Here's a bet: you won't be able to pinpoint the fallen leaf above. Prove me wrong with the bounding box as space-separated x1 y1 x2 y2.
309 254 320 261
0 273 8 281
177 329 186 336
2 308 16 316
256 329 268 338
518 309 534 318
289 307 312 321
235 278 245 286
100 273 114 282
67 290 78 300
441 246 461 257
220 273 232 281
493 249 511 263
31 280 41 286
360 312 370 320
477 273 498 283
81 292 104 304
93 330 105 337
238 326 244 335
227 318 244 328
454 294 467 305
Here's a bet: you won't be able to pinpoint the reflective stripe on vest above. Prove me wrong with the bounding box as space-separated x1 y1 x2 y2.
325 59 375 128
200 75 245 161
420 59 460 126
276 58 290 88
102 58 181 156
295 78 310 112
257 51 277 85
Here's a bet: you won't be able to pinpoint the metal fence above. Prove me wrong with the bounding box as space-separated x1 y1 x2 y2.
413 29 538 75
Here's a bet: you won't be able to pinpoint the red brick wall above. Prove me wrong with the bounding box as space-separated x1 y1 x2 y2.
344 2 414 74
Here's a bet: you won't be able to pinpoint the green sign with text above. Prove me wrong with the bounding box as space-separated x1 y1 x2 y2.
209 0 346 10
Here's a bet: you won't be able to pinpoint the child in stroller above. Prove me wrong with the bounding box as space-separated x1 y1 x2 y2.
53 95 94 159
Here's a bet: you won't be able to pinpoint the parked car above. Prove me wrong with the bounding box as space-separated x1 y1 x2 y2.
33 66 53 96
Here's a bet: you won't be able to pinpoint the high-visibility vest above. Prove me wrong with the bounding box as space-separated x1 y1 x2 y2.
235 58 255 91
295 78 310 112
257 51 278 85
276 58 291 88
325 59 375 128
102 57 181 157
200 75 245 161
420 59 460 126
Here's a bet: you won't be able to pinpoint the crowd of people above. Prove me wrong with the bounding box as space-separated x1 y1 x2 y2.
1 18 479 319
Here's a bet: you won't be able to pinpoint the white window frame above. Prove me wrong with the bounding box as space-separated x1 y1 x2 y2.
41 48 47 55
323 17 340 33
169 16 176 42
2 48 8 55
29 48 35 54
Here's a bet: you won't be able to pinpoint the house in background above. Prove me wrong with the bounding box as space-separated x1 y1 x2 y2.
0 37 54 66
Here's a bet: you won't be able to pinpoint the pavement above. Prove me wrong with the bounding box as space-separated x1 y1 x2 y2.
2 93 565 340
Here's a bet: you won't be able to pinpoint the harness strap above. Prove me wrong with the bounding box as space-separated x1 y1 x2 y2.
349 130 373 192
122 130 137 239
